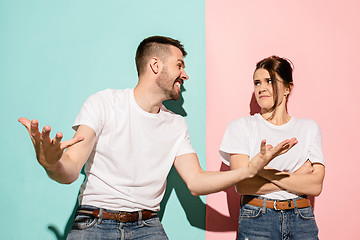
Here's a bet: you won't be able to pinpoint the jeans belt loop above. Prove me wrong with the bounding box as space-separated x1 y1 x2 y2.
293 198 299 213
138 211 143 225
262 198 267 213
98 208 103 224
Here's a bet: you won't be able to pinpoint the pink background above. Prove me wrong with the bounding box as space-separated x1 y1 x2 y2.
205 1 360 239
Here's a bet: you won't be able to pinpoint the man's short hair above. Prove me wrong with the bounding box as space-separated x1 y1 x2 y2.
135 36 187 76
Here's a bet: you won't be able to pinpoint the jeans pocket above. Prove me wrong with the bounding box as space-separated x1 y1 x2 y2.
239 204 262 219
71 214 98 230
298 206 315 220
142 217 162 227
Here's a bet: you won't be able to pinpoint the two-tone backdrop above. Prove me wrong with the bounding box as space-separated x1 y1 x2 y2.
1 1 359 239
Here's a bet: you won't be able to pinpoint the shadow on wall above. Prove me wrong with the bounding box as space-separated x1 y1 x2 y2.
47 86 229 239
249 93 261 115
206 93 315 239
163 85 187 116
48 201 79 240
46 91 317 239
160 86 233 230
47 168 85 240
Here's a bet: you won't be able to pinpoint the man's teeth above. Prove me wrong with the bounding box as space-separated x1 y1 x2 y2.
175 82 181 87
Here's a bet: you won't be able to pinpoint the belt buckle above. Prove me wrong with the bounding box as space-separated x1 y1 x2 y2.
273 200 279 210
117 213 125 222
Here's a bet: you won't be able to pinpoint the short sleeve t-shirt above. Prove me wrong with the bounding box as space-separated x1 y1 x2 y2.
73 89 195 211
219 113 325 200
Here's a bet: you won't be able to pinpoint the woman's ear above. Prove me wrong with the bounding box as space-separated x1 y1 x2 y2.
286 83 294 96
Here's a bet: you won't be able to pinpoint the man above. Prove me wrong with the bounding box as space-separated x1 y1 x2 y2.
19 36 296 239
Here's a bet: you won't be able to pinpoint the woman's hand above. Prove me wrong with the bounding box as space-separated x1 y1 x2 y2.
248 138 298 175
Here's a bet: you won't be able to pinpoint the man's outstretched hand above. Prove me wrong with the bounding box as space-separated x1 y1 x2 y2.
18 117 84 171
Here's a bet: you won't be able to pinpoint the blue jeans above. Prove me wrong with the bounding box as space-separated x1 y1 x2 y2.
67 205 168 240
238 197 319 240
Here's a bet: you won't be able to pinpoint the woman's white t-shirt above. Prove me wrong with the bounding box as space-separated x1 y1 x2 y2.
220 113 325 200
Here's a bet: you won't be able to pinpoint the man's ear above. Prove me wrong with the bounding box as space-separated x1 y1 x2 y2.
149 57 161 74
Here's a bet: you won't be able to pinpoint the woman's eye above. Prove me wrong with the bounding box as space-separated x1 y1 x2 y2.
254 82 260 86
267 80 272 84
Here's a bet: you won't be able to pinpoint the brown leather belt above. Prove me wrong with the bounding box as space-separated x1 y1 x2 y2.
242 195 310 210
77 209 157 222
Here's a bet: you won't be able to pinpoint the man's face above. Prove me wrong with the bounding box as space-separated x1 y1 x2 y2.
156 46 189 101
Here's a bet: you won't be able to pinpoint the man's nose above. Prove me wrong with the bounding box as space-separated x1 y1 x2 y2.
181 70 189 80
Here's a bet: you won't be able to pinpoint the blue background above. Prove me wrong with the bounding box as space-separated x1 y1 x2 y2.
0 1 206 239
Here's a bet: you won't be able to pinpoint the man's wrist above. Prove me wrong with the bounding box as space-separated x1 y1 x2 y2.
43 161 60 173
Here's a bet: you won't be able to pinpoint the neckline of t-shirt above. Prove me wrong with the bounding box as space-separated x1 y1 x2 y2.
130 89 163 118
255 113 295 129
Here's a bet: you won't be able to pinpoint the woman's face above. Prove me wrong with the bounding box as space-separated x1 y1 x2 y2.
253 68 290 111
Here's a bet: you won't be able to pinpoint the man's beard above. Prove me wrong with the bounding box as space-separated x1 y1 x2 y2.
156 70 180 101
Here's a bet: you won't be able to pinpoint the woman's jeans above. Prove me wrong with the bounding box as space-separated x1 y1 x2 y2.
238 197 319 240
66 205 168 240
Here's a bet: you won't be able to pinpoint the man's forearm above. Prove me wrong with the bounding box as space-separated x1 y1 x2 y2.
186 167 256 196
44 154 82 184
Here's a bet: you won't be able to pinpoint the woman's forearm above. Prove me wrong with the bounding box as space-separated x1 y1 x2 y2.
235 175 283 195
257 164 325 196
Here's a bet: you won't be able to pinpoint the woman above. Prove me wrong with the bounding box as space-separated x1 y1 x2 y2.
219 56 325 239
